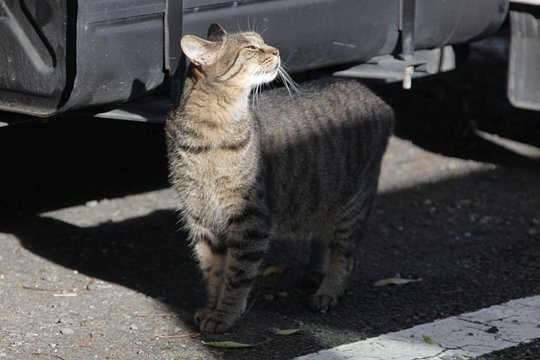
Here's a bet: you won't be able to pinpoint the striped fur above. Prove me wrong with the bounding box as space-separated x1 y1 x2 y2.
166 25 393 333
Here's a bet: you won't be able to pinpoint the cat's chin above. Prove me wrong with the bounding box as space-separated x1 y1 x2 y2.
251 69 279 87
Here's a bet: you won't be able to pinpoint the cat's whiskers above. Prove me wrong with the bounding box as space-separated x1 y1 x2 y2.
250 63 298 107
250 66 263 109
277 65 301 98
250 64 274 108
252 82 261 109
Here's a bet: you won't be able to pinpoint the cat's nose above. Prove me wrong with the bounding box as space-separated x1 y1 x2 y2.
272 48 280 57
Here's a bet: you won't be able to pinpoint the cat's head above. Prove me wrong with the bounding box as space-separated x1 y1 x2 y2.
181 24 280 89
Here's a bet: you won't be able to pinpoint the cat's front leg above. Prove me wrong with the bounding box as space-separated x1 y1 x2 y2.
192 238 226 325
197 226 269 333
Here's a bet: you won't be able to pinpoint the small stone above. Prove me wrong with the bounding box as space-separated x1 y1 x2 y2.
41 275 57 282
479 216 492 224
60 328 74 335
49 343 57 348
129 324 139 330
276 291 288 298
57 316 76 324
86 200 98 207
264 294 274 301
486 326 499 334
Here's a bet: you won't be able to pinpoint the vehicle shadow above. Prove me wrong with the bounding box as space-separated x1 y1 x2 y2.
375 77 540 169
0 209 200 324
2 161 540 359
0 116 169 215
371 33 540 167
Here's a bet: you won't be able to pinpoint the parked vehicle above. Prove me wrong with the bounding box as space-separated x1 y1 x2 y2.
0 0 516 124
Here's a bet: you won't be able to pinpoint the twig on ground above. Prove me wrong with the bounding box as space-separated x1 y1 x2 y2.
243 289 261 317
31 353 67 360
136 312 180 319
22 286 77 295
158 332 201 339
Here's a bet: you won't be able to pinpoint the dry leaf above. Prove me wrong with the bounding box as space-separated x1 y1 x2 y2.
373 277 422 287
259 264 287 277
275 328 301 336
422 334 437 345
159 332 200 339
202 341 257 349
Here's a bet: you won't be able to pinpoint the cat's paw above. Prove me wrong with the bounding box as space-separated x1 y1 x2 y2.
194 309 234 334
193 307 213 326
309 293 338 313
303 271 325 288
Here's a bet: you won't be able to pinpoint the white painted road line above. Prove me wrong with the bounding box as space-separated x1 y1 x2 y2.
296 295 540 360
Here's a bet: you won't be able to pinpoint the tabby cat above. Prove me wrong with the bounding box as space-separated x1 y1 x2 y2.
166 23 393 333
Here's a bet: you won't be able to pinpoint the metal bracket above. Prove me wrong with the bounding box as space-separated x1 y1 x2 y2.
399 0 416 60
399 0 416 87
333 46 456 88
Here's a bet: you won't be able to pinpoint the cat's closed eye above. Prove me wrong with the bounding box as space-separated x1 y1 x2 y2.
245 45 259 51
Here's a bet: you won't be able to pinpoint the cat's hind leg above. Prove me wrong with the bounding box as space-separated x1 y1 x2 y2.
309 190 375 313
304 239 329 288
308 233 354 313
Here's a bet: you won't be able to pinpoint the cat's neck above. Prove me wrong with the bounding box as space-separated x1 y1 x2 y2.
181 74 252 126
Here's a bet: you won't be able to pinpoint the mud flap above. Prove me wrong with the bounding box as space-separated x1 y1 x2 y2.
508 8 540 111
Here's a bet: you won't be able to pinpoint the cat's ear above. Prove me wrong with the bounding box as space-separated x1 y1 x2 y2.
181 35 221 66
207 23 227 42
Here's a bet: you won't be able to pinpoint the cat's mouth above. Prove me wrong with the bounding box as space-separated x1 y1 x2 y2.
263 63 279 75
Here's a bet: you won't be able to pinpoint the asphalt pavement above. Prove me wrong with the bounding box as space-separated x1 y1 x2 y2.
1 33 540 360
